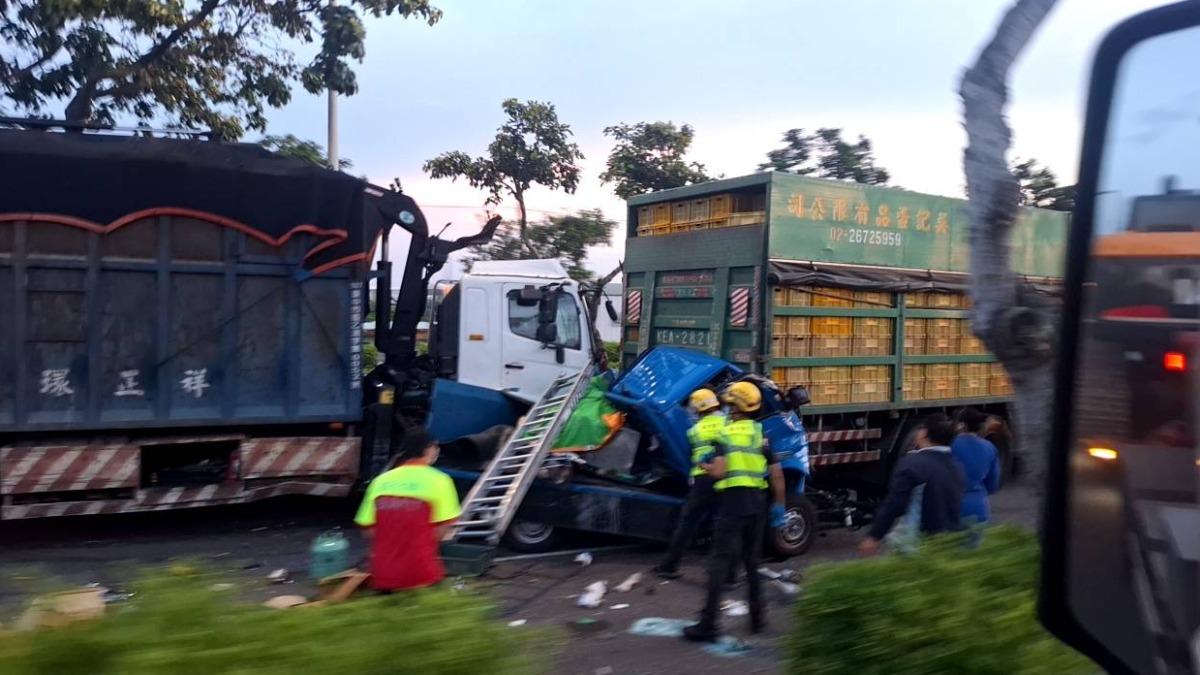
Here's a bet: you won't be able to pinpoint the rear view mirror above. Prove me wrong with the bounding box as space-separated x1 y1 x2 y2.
517 285 543 306
1044 5 1200 673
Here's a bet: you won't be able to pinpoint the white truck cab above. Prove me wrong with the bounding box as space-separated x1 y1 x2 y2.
431 259 593 404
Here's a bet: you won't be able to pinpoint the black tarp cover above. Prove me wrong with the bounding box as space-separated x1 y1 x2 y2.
0 129 377 273
769 259 1061 295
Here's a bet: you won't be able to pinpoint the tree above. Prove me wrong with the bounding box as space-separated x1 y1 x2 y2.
1011 158 1076 211
759 128 891 185
0 0 441 140
424 99 584 253
960 0 1058 491
260 134 352 170
599 121 710 199
463 209 615 282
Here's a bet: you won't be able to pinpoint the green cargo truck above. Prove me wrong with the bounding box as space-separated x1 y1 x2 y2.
621 172 1066 519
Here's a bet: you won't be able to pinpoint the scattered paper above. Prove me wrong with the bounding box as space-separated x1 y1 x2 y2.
262 595 307 610
609 603 630 610
577 581 606 608
614 572 641 592
507 619 528 627
720 599 749 617
573 552 593 566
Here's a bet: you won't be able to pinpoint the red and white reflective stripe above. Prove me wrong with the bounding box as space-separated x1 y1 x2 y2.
1 445 140 494
625 289 642 325
240 437 358 479
807 428 883 443
0 481 355 520
811 450 882 466
729 287 751 327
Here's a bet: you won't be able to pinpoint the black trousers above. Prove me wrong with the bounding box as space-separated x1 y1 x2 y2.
699 509 764 629
660 477 718 570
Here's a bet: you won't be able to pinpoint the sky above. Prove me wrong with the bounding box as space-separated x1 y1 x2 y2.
259 0 1169 279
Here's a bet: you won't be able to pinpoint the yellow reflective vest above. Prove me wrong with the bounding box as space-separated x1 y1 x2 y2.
686 414 726 478
715 419 768 491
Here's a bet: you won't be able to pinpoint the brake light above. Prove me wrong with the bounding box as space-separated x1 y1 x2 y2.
1087 447 1119 461
1100 305 1170 319
1164 351 1187 372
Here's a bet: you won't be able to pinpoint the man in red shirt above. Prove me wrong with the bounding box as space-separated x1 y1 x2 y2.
354 427 462 590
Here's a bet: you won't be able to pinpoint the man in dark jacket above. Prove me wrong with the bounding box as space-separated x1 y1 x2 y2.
859 414 965 556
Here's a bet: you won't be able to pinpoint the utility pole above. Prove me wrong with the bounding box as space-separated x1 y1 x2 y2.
326 0 339 170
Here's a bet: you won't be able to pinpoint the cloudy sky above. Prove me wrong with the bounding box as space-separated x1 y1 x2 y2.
263 0 1166 277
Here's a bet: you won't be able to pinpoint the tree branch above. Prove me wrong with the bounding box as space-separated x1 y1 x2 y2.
112 0 224 81
960 0 1058 490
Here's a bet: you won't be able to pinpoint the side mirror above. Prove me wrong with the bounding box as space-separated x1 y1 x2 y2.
535 323 558 344
785 386 810 409
1043 5 1200 674
605 298 619 322
519 285 544 305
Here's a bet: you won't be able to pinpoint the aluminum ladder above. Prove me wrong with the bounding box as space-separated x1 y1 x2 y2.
445 367 592 548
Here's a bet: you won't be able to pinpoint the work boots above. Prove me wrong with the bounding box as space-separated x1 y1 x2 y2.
682 622 719 643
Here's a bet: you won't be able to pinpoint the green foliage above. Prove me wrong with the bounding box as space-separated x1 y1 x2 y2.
0 0 441 139
1012 158 1075 212
600 121 710 199
789 527 1092 675
463 209 615 281
260 135 352 170
760 128 890 185
362 340 379 375
0 570 545 675
424 99 584 242
603 341 621 367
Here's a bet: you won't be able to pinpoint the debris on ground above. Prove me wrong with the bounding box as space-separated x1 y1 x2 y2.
573 552 593 566
566 617 611 635
507 619 528 627
614 572 641 592
251 526 269 532
210 583 235 592
577 581 606 608
758 566 800 582
609 603 630 610
627 617 694 638
262 595 308 609
771 579 800 596
317 570 371 603
703 636 753 657
267 568 291 584
100 589 134 604
15 588 106 630
720 599 749 616
242 562 264 570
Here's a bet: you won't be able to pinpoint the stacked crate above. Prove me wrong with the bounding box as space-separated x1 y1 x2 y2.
959 363 990 398
923 363 959 400
852 317 893 356
990 363 1013 396
903 317 926 355
634 193 767 236
809 366 852 406
925 318 959 355
851 365 891 403
772 366 809 391
809 317 853 357
959 321 987 355
902 364 925 401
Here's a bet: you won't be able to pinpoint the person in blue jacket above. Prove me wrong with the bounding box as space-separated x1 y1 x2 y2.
951 408 1001 526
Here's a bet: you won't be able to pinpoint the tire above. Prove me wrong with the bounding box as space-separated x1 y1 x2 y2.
770 494 817 557
501 519 562 553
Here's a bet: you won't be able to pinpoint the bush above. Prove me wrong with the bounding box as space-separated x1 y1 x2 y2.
0 571 546 675
362 341 379 375
603 341 622 368
789 526 1093 675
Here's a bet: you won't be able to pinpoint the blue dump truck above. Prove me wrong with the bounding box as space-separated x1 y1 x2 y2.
0 123 816 559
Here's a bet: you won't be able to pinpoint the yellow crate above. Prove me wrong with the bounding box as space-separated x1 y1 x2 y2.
772 316 788 336
852 335 892 356
772 287 787 309
959 376 989 398
903 333 925 355
960 336 987 355
811 316 854 336
772 367 787 384
924 376 959 400
853 291 894 308
810 366 852 383
925 335 957 355
904 293 927 308
670 223 691 234
927 293 964 309
851 379 890 403
989 362 1013 396
902 364 925 401
904 318 926 336
729 211 766 227
689 199 711 222
809 287 855 307
651 203 671 225
926 318 959 337
811 382 852 406
853 317 894 336
787 316 810 336
810 335 853 357
853 365 890 381
671 201 690 224
710 194 732 218
637 206 653 227
787 288 811 306
652 224 672 236
770 336 788 360
959 363 990 379
636 225 654 237
785 335 810 358
926 363 959 380
771 366 810 389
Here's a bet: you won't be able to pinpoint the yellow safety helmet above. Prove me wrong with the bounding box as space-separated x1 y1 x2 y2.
721 381 762 413
688 388 720 414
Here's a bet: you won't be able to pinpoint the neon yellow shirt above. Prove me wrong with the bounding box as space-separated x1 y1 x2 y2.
354 464 462 527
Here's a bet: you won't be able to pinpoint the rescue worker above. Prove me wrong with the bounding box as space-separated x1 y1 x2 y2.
653 388 727 579
683 381 788 642
354 426 462 591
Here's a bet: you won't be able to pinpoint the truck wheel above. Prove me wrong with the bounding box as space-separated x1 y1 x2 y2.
770 494 817 557
501 519 562 553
